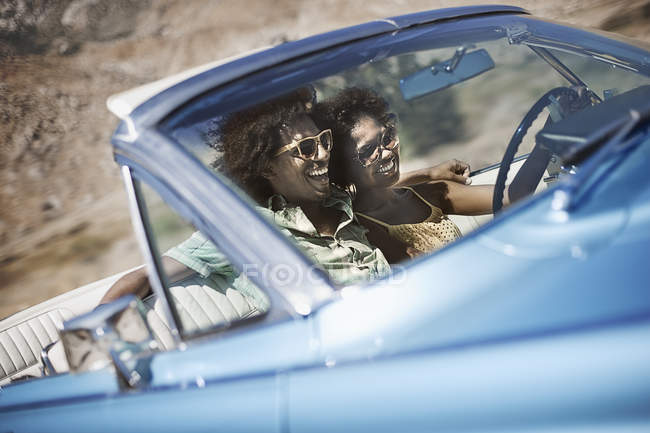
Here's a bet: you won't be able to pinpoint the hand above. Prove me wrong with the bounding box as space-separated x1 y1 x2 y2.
395 158 471 188
429 159 471 184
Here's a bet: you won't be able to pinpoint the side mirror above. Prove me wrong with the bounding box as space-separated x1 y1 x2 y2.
60 295 159 388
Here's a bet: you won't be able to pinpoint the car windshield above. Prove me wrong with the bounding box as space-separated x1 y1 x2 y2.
158 14 650 288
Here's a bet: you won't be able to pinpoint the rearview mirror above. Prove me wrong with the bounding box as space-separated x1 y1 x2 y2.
60 295 159 388
400 47 495 101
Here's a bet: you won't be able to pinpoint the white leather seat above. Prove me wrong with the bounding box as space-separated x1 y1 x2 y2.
0 308 74 384
0 274 260 382
144 274 261 350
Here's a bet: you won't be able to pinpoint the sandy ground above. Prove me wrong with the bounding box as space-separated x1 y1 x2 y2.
1 0 649 319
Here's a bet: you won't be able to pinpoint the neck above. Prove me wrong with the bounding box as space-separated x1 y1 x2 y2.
301 201 339 236
353 184 396 213
299 201 322 217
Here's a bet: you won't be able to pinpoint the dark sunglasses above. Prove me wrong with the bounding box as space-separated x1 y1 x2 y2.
355 114 399 167
274 129 333 160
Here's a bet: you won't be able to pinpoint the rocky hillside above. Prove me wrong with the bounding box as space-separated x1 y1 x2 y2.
1 0 649 318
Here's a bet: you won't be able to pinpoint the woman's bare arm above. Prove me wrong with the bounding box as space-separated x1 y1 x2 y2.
411 147 554 215
415 181 509 216
394 159 471 188
445 182 501 215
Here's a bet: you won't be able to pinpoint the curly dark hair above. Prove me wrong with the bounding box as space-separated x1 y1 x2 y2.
313 87 391 187
208 87 316 202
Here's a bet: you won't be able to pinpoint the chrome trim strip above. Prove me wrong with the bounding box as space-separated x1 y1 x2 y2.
121 165 181 346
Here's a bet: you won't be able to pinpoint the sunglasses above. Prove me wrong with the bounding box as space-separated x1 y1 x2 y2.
355 116 399 167
274 129 333 159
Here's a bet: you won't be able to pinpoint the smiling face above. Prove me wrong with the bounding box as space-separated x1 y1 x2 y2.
265 113 331 204
342 114 400 190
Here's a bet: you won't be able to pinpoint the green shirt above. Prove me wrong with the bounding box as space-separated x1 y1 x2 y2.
258 188 390 285
165 188 390 309
165 233 269 311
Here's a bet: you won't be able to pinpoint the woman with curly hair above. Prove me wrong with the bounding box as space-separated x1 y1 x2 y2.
101 87 391 306
214 86 324 203
314 87 511 263
207 86 391 287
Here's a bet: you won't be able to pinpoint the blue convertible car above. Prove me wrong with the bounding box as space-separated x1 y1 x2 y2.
1 5 650 432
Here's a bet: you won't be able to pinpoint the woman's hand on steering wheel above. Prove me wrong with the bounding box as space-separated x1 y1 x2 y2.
395 159 471 188
429 159 472 184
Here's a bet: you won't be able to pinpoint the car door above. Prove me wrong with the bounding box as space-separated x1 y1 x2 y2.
286 218 650 432
0 163 325 433
284 130 650 431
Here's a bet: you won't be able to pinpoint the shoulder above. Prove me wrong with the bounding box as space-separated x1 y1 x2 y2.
412 182 449 202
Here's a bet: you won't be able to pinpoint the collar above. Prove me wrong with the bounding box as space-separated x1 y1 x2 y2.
259 186 354 237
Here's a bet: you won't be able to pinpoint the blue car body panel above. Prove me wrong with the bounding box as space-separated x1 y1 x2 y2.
289 322 650 432
316 134 650 360
2 5 650 432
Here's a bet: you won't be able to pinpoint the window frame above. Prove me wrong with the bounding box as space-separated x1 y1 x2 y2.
119 157 334 342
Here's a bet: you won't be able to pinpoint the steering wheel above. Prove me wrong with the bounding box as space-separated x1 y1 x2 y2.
492 87 582 214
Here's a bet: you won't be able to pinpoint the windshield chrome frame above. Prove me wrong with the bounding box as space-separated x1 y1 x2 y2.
121 165 182 347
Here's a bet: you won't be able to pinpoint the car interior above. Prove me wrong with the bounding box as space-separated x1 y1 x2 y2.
3 17 650 385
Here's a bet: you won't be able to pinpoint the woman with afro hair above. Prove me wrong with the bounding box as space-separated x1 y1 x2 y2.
314 87 515 263
101 87 391 308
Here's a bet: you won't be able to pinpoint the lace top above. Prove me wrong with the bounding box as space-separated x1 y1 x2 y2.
356 187 462 255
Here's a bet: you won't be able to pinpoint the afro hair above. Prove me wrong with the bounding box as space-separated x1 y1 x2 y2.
313 87 391 187
208 86 316 202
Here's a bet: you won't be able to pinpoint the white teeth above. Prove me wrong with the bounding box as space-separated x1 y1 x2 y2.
377 159 395 173
307 167 328 177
